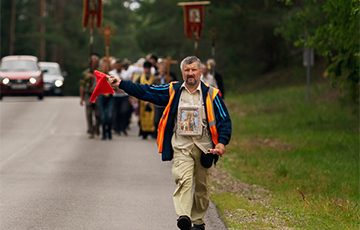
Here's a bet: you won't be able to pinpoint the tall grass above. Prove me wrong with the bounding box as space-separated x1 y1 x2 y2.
213 83 359 229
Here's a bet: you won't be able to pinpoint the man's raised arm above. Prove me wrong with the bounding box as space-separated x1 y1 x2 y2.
109 74 170 107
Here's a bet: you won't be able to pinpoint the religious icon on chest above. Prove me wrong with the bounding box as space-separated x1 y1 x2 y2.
177 106 202 136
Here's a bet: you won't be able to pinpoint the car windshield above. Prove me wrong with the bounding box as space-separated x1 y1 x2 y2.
40 66 60 75
0 60 38 71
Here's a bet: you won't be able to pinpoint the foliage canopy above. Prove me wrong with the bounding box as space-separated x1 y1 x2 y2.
276 0 359 103
1 0 358 104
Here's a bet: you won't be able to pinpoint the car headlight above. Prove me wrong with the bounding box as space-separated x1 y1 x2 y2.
54 80 63 87
29 77 37 84
2 78 10 85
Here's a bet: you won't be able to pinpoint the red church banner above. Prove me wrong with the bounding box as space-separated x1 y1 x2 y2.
83 0 103 29
178 1 210 39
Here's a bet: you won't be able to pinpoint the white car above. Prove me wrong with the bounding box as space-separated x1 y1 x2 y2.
38 62 66 96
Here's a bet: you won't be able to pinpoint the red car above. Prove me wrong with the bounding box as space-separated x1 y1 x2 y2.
0 55 44 100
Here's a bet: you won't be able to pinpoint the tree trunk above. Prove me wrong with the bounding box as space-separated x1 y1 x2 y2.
53 0 63 66
9 0 16 55
39 0 46 61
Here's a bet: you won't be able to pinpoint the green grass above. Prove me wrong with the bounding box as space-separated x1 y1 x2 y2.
211 82 359 229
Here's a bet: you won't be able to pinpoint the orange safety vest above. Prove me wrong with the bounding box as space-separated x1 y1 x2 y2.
157 82 220 153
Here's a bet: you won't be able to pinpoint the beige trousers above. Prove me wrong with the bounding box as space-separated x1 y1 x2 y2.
172 145 213 225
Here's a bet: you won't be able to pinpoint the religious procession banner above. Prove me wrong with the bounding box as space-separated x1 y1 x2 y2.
177 1 210 39
82 0 103 29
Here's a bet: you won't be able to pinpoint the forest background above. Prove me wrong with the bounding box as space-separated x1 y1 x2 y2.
1 0 358 104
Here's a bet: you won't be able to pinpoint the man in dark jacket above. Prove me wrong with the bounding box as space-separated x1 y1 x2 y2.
109 56 231 230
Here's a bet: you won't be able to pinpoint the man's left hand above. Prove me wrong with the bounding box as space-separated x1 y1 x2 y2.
214 143 226 157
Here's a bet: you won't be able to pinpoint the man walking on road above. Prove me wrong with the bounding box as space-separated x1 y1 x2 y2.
109 56 232 230
80 53 101 139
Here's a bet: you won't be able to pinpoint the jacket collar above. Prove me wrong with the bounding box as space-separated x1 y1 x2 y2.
200 81 210 95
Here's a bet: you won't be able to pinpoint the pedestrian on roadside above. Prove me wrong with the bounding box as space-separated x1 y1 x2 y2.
109 56 232 230
79 53 101 139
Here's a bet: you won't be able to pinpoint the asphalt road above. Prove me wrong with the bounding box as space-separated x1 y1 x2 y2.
0 96 227 230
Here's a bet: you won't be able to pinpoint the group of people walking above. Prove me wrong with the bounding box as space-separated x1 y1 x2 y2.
80 54 231 230
79 53 133 140
79 53 225 141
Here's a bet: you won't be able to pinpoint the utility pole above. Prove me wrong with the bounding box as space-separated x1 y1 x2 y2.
303 43 314 104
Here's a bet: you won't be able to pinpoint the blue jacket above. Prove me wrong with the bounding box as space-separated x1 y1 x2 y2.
119 80 232 162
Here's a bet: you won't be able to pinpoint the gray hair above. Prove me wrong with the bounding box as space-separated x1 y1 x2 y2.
158 61 167 67
180 56 202 70
206 58 216 66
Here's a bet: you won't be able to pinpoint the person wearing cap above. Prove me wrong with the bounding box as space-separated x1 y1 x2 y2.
109 56 232 230
136 61 156 139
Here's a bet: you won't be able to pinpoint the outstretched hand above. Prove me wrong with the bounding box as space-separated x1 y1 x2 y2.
109 75 121 88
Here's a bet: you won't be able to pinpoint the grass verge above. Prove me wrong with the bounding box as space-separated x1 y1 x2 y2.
211 82 359 229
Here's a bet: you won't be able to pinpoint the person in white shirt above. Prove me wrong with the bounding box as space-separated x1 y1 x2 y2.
109 59 131 136
200 62 218 89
